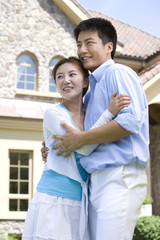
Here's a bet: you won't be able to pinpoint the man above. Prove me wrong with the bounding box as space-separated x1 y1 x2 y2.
44 18 149 240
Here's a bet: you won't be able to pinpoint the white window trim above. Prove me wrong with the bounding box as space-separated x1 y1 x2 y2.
7 151 33 218
17 56 37 91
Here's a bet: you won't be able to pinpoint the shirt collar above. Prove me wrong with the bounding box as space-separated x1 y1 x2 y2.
91 59 114 82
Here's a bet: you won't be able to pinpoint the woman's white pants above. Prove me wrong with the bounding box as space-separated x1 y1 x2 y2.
88 162 147 240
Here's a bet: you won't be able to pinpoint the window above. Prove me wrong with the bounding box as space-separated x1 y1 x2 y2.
17 54 37 90
9 151 32 212
49 58 61 92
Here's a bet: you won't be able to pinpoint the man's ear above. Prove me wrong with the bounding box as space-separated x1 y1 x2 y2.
105 42 113 54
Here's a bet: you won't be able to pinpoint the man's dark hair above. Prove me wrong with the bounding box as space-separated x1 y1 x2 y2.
74 18 117 59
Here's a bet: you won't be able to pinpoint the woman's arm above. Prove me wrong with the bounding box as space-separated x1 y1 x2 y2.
75 92 130 156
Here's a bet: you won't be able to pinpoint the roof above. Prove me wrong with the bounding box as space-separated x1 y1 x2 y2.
69 0 91 17
53 0 89 24
54 1 160 60
0 98 53 120
139 61 160 84
87 10 160 60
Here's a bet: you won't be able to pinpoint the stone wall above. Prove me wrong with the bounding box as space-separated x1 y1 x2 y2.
0 0 77 98
149 123 160 215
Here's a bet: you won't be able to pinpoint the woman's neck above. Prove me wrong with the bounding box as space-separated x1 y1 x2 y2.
62 99 85 131
62 98 83 114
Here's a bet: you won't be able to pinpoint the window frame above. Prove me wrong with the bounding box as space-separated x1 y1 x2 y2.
49 57 63 93
8 150 33 213
16 53 38 91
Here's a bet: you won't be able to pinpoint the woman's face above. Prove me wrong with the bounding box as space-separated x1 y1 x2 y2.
55 63 88 102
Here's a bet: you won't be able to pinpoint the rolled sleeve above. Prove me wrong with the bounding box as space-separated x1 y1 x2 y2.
114 107 148 135
108 65 148 135
115 112 141 134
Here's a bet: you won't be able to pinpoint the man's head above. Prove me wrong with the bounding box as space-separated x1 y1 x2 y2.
74 18 117 72
74 18 117 59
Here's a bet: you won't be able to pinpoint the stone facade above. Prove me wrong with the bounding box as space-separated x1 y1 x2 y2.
0 0 77 98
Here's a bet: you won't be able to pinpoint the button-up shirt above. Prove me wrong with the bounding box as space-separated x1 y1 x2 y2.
80 59 150 174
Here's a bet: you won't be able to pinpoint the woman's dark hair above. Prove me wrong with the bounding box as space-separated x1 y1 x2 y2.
52 56 89 97
74 18 117 59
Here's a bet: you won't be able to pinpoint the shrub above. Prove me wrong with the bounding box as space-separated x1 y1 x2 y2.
133 215 160 240
143 195 153 205
0 234 21 240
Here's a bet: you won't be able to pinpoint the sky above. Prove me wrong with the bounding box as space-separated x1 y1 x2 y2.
78 0 160 38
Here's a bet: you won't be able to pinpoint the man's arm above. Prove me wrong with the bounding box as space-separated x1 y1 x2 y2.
79 120 131 145
53 93 131 157
53 120 131 157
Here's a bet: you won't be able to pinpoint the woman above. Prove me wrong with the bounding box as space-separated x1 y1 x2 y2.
22 57 130 240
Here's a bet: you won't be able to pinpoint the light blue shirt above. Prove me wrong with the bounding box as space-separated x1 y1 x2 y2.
36 168 83 201
80 59 150 173
36 152 87 201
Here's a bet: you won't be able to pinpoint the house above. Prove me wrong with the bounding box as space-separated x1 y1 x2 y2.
0 0 160 236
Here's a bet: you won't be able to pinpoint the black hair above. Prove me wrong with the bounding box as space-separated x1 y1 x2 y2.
74 18 117 59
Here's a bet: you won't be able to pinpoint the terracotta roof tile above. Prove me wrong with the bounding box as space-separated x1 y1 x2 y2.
87 10 160 59
70 1 160 86
139 61 160 84
70 1 160 59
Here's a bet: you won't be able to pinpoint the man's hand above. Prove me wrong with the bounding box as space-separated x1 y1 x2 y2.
53 123 82 157
41 141 49 162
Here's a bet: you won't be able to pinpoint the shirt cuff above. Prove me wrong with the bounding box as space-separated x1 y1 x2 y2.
114 113 142 134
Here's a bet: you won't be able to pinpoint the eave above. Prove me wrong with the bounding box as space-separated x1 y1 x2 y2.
53 0 123 54
53 0 88 24
143 71 160 105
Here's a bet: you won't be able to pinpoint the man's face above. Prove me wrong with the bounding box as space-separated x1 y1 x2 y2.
77 30 112 72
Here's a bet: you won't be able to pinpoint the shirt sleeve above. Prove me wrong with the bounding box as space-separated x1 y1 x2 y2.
108 66 148 135
76 109 114 156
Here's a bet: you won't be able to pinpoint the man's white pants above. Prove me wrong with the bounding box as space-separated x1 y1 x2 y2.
88 162 147 240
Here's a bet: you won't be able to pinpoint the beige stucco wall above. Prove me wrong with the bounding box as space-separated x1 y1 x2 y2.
0 127 44 220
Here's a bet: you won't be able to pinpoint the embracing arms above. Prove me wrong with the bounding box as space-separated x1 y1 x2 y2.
52 92 131 157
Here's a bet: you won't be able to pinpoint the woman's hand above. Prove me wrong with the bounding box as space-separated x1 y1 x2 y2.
108 92 131 116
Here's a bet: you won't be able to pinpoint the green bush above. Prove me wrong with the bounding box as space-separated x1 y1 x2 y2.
133 215 160 240
143 195 153 205
0 234 21 240
8 235 21 240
